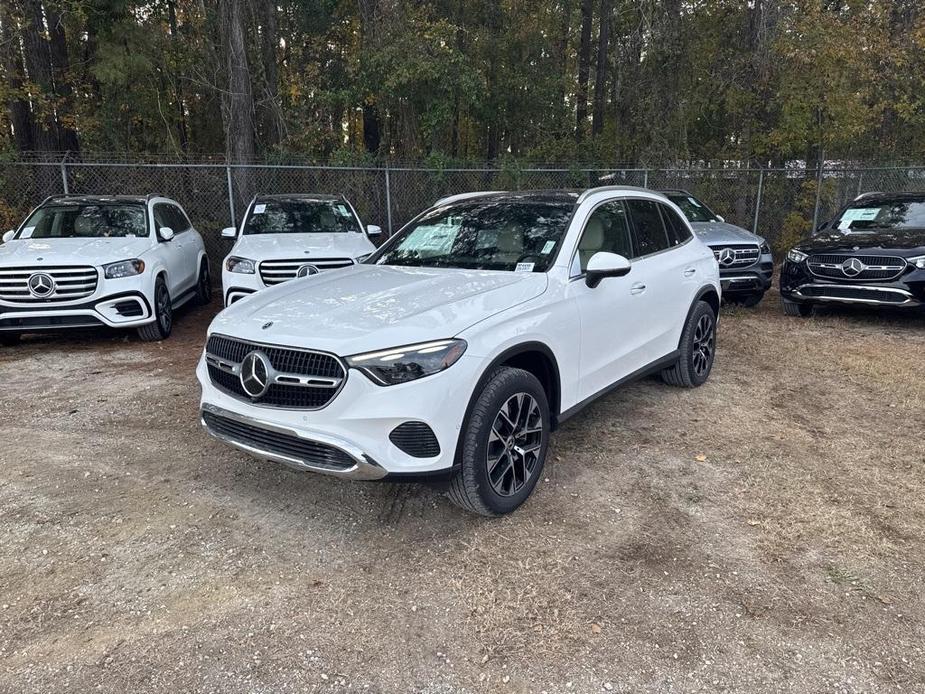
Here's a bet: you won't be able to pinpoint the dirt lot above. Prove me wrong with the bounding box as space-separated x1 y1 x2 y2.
1 296 924 693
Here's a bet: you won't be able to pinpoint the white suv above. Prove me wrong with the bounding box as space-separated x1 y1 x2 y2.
220 194 380 306
0 194 210 344
198 187 720 515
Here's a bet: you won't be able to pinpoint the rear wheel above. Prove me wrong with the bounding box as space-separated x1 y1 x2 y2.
137 277 173 341
782 298 815 317
194 260 212 305
0 332 21 346
447 367 550 516
661 300 716 388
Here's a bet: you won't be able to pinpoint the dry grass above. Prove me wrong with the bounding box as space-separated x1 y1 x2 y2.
1 297 924 692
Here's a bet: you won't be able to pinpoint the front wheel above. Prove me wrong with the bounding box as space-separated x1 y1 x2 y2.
661 300 716 388
137 277 173 341
447 367 550 516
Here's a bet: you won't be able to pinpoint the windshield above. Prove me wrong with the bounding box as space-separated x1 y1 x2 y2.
243 200 361 235
17 204 147 239
372 200 574 272
834 199 925 232
665 194 718 223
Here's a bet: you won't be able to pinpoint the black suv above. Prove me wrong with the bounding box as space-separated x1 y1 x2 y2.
780 192 925 315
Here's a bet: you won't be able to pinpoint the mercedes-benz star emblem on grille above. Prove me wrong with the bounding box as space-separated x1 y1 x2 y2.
296 264 319 278
841 257 866 277
27 272 56 297
240 350 272 398
717 248 736 267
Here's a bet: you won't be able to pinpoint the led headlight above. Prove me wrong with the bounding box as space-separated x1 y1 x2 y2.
786 249 807 263
909 255 925 269
225 256 256 274
346 339 467 386
103 258 145 279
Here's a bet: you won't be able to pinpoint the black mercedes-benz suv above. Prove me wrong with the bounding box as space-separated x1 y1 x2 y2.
780 192 925 316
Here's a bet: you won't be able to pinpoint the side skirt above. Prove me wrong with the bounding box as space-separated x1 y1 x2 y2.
555 350 681 426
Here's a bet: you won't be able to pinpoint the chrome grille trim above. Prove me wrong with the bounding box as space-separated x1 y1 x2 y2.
258 257 354 286
712 244 761 269
0 266 99 303
807 254 906 282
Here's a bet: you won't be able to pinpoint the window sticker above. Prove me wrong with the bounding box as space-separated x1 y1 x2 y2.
252 204 267 214
541 240 556 254
515 262 535 272
838 207 880 230
19 226 35 239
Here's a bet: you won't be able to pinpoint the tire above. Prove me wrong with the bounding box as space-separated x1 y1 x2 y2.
447 366 551 516
137 277 173 341
782 298 815 317
193 259 212 306
0 332 21 346
733 292 764 308
661 300 716 388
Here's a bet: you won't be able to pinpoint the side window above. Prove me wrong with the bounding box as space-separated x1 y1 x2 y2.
575 200 633 274
169 205 191 233
153 203 172 234
626 199 670 257
659 203 692 245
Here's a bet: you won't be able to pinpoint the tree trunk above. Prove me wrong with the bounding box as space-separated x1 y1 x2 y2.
257 0 284 150
20 0 59 152
44 3 79 152
554 0 573 131
219 0 256 213
166 0 189 153
575 0 593 142
591 0 612 136
0 2 35 151
357 0 382 155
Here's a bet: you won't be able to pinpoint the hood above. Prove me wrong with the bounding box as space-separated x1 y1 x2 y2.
210 264 548 355
231 232 376 261
0 236 155 266
795 229 925 256
691 221 765 246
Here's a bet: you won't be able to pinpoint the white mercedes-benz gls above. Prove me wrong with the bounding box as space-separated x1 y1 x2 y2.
198 187 721 515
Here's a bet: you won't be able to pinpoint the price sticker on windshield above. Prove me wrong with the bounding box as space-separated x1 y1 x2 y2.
541 240 556 254
252 204 266 214
19 226 35 239
515 262 535 272
839 207 879 229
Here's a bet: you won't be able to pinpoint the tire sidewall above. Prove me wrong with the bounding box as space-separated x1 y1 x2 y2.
154 278 172 338
683 301 716 386
462 369 551 515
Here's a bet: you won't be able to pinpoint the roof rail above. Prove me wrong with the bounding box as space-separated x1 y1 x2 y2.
853 191 883 201
433 191 506 207
576 185 657 204
39 194 69 205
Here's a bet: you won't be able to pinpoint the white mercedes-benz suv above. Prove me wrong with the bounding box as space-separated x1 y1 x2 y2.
220 194 380 306
198 187 720 515
0 195 210 344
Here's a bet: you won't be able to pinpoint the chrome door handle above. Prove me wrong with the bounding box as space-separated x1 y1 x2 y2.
630 282 647 295
683 267 696 277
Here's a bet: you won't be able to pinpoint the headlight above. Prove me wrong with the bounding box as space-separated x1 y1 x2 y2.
760 242 771 255
786 249 807 263
909 255 925 269
346 339 467 386
225 256 256 274
355 253 372 263
103 258 145 279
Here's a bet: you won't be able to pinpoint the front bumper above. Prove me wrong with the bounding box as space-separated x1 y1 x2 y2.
719 258 773 295
0 291 154 332
780 260 925 308
197 352 483 477
222 269 263 306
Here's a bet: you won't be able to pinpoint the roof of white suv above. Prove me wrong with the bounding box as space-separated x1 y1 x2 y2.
436 187 668 208
39 195 154 206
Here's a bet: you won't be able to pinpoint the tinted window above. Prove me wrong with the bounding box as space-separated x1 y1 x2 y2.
18 204 147 239
627 199 670 256
835 199 925 232
374 200 573 272
169 205 191 232
576 201 633 273
665 194 718 223
659 204 692 245
243 200 361 235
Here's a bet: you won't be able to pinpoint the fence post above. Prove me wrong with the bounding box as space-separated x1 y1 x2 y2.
59 152 69 194
225 166 236 227
384 164 393 235
752 168 764 234
811 155 824 232
643 169 649 189
856 172 864 197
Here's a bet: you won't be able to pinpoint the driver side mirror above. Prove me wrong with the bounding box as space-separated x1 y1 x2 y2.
158 226 175 242
2 230 14 243
221 226 237 238
366 224 383 237
585 252 631 288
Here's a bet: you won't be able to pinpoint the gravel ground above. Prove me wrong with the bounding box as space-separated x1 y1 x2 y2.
1 296 924 693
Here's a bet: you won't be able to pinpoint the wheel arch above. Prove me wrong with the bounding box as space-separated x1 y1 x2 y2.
687 284 720 326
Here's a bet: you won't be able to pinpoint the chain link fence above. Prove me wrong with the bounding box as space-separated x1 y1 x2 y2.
2 159 925 270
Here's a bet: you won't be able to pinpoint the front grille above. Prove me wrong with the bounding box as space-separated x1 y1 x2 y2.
389 422 441 458
712 245 761 269
205 334 346 409
808 254 906 281
799 285 910 304
202 410 355 471
0 266 99 303
259 257 354 286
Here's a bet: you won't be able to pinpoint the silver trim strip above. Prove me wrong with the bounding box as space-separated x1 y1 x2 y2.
793 283 917 306
200 403 387 480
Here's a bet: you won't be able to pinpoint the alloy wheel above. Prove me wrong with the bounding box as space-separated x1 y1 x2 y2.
486 392 544 497
157 284 172 334
692 313 714 376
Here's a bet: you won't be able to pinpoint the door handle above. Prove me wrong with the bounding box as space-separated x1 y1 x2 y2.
630 282 647 295
683 267 696 277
